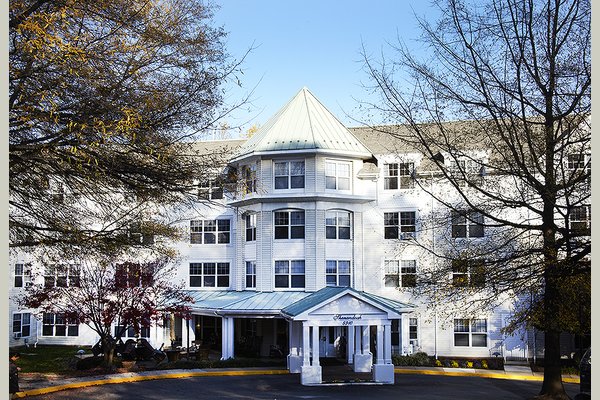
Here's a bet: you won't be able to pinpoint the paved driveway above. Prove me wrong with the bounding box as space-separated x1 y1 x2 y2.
28 373 581 400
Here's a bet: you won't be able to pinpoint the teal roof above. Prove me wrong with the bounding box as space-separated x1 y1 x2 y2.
281 286 415 317
183 290 311 315
232 88 373 161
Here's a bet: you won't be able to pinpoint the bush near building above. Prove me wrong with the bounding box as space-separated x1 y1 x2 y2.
392 352 504 370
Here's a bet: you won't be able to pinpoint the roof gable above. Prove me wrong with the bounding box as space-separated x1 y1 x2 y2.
232 88 372 161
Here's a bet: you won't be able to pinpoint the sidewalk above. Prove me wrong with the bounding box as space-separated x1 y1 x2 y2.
15 365 580 398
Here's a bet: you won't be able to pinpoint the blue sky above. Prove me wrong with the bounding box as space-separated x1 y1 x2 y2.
211 0 436 137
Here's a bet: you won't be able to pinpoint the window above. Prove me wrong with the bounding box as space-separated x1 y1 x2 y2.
451 210 484 238
326 161 351 190
326 211 351 239
190 219 231 244
14 263 31 288
42 313 79 337
274 260 305 288
409 318 418 344
274 161 305 189
384 211 416 240
189 262 230 288
326 260 351 286
384 162 414 190
115 262 153 288
44 264 80 288
274 210 305 239
198 179 223 200
452 259 485 287
570 205 591 235
245 261 257 289
384 260 417 288
454 318 487 347
245 214 257 242
13 313 31 338
129 221 155 245
114 323 150 339
243 164 257 194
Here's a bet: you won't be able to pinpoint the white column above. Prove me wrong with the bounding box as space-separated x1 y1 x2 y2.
384 323 392 364
362 325 370 354
221 317 234 360
302 322 310 366
229 318 235 358
347 326 355 364
376 325 384 364
355 326 362 355
311 326 320 366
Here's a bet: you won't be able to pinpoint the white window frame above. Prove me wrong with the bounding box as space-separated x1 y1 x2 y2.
190 219 231 244
274 160 305 190
325 210 351 239
384 260 417 288
451 210 484 238
14 263 31 288
42 312 79 337
245 261 257 289
198 179 223 200
325 160 351 190
274 260 305 289
114 323 150 339
409 317 418 345
243 163 257 194
570 205 591 235
274 210 305 239
44 264 80 288
13 312 31 338
245 214 257 242
384 211 416 240
454 318 488 347
189 262 230 288
325 260 351 287
451 259 486 288
383 162 414 190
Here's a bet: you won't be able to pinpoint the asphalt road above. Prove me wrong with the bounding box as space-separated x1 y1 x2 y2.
28 373 582 400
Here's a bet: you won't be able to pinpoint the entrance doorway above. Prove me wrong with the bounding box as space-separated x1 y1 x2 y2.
319 326 346 359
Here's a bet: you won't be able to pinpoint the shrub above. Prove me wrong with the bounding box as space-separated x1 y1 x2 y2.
435 359 443 367
466 361 473 368
450 360 459 368
481 359 488 369
392 352 433 367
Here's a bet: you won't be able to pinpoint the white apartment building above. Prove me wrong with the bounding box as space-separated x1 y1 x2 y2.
10 88 585 384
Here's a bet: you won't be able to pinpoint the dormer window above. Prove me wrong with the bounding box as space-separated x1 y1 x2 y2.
274 160 305 189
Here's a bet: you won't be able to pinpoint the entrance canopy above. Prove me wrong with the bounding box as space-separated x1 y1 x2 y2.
281 286 415 322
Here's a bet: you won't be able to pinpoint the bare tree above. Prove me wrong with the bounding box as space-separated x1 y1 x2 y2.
362 0 590 399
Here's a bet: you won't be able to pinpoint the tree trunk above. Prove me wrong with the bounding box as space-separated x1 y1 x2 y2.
101 336 116 368
535 330 569 400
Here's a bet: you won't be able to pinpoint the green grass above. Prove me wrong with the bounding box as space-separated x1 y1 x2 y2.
12 345 92 374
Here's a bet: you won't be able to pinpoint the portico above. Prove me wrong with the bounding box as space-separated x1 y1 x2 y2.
281 286 414 385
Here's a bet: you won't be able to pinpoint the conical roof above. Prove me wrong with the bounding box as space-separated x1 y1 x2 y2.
232 88 373 161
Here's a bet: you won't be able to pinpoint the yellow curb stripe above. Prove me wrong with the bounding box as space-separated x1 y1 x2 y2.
394 368 580 384
15 370 289 397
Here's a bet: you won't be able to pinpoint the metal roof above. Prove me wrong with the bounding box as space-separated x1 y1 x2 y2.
232 88 373 161
182 290 311 315
281 286 415 318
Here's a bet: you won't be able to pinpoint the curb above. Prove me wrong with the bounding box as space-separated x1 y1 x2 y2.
14 368 580 397
394 368 580 384
14 369 289 398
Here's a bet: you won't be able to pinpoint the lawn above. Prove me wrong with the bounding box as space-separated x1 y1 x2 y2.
12 345 92 374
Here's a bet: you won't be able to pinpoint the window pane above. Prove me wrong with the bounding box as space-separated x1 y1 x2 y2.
291 161 305 175
275 226 289 239
218 219 230 231
275 176 288 189
326 176 337 189
454 319 470 332
218 232 230 243
326 275 337 286
217 276 229 287
469 224 484 237
203 263 216 275
203 276 216 287
275 162 288 176
55 325 67 336
452 225 466 238
275 212 289 225
204 233 216 244
338 261 351 273
275 275 289 288
290 226 305 239
338 178 350 190
275 261 289 274
326 226 337 239
246 262 256 274
290 275 305 288
338 212 350 226
455 333 469 346
472 334 487 347
471 319 487 332
290 176 305 188
290 211 305 225
326 261 337 273
338 227 351 239
291 261 305 273
385 227 398 239
190 276 202 287
385 275 399 287
339 275 351 287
